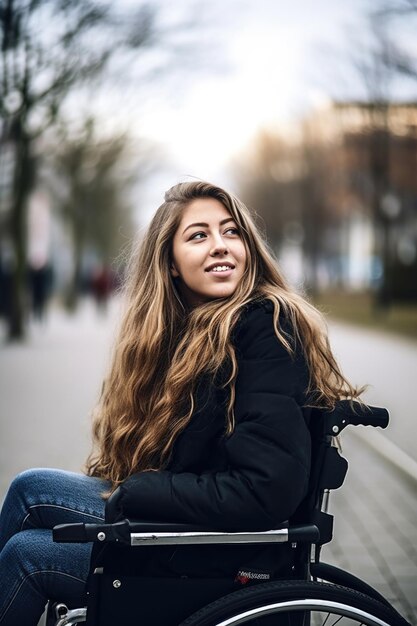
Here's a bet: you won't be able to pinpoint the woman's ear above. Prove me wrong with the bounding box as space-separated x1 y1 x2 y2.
170 262 179 278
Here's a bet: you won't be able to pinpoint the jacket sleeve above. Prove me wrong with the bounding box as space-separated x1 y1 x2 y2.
113 304 311 531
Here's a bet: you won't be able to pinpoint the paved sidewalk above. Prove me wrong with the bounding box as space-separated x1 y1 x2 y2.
323 430 417 623
328 322 417 462
1 300 416 624
0 300 118 497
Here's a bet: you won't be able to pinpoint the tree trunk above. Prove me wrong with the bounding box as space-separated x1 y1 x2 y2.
8 120 33 340
368 108 392 310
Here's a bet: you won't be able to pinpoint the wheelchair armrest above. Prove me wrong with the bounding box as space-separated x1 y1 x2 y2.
128 521 319 545
53 519 319 546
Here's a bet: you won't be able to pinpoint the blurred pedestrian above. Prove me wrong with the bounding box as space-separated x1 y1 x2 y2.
91 265 112 314
0 181 363 625
28 261 53 323
0 247 13 323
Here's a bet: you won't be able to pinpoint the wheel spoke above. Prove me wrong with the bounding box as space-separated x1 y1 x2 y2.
311 612 372 626
322 612 331 626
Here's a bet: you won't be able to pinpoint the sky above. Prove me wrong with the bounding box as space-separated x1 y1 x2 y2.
140 0 366 167
98 0 415 225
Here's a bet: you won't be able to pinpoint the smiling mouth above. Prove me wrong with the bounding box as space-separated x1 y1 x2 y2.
205 263 235 273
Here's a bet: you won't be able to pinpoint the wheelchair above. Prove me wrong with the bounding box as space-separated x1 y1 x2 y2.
47 401 412 626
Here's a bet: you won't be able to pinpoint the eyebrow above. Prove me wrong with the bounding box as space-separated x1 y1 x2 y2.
182 217 235 236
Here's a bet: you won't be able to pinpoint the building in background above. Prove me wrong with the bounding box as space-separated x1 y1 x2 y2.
239 100 417 299
301 100 417 297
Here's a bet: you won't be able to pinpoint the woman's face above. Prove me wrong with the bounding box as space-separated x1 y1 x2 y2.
171 198 247 308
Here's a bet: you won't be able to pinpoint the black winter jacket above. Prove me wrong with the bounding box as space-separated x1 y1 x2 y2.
107 299 312 578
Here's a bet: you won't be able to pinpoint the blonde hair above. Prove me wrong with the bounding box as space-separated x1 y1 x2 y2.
86 181 362 487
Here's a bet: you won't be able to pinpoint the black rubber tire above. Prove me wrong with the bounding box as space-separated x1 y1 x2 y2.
311 561 391 607
178 580 411 626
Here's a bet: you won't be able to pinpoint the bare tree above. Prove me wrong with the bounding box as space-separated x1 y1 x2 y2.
49 118 162 310
50 121 130 309
373 0 417 80
0 0 192 338
342 10 396 306
236 132 303 250
235 129 338 295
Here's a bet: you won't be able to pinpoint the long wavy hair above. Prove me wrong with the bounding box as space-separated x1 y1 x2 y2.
86 181 363 488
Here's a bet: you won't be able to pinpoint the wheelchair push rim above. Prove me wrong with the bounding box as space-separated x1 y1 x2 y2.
199 599 395 626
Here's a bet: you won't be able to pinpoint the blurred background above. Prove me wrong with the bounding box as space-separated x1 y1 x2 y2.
1 0 417 339
0 0 417 621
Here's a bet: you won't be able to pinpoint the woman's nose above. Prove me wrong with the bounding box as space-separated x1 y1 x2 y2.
210 237 228 256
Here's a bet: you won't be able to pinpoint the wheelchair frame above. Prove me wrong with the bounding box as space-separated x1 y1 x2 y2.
48 401 411 626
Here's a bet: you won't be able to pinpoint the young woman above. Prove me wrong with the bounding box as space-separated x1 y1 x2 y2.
0 181 361 625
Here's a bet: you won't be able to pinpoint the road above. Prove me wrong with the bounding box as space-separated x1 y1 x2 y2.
0 298 416 623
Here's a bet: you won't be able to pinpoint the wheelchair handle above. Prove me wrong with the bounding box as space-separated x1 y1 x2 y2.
53 520 131 544
323 401 389 436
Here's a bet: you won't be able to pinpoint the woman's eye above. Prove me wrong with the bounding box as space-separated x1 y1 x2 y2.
189 232 206 241
224 227 239 236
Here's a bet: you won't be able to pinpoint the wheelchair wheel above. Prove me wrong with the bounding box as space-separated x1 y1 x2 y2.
179 580 410 626
311 561 391 607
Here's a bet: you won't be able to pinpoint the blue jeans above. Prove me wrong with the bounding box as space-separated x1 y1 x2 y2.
0 468 109 626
